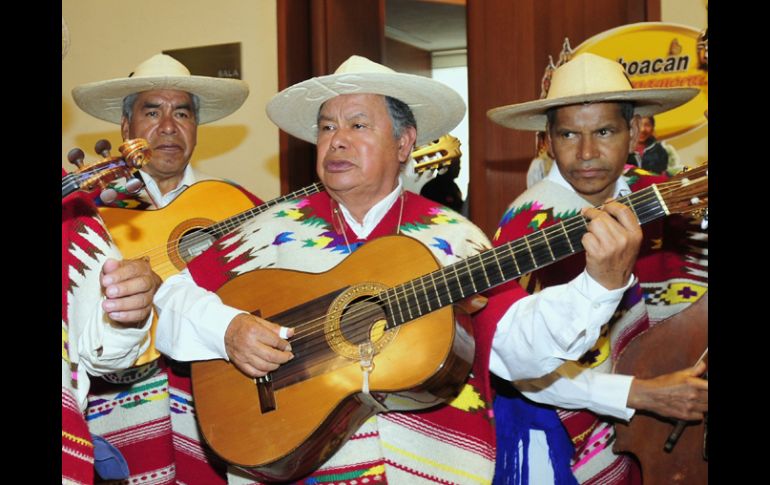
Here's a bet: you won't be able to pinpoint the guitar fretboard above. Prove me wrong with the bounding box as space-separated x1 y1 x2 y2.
380 185 668 328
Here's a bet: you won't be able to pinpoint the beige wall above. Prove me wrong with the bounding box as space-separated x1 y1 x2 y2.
62 0 281 200
661 0 709 167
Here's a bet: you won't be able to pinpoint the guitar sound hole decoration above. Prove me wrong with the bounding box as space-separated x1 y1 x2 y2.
326 282 397 361
168 218 218 270
179 227 218 262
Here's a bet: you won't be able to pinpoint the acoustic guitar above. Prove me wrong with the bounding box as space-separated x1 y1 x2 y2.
191 165 708 482
100 180 324 365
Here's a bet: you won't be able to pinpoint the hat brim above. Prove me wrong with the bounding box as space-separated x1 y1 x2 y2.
266 71 465 146
72 75 249 125
487 87 699 131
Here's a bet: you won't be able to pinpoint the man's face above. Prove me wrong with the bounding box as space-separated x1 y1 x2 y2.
316 94 415 202
638 116 654 143
546 103 639 206
121 89 198 179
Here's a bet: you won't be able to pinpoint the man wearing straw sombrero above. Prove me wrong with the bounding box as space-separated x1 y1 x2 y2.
486 53 708 484
71 54 264 485
62 22 163 484
151 54 644 484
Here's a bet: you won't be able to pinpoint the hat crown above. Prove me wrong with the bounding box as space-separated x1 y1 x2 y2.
333 55 396 76
547 53 632 100
130 54 191 79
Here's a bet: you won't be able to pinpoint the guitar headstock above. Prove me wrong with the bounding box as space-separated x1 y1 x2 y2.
411 134 462 175
63 138 151 200
658 162 708 217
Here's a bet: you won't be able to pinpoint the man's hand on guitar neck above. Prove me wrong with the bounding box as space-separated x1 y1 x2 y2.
581 201 643 290
225 313 295 378
101 257 162 327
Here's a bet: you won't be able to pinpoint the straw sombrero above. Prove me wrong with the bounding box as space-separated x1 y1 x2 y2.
72 54 249 124
487 53 699 131
266 55 465 146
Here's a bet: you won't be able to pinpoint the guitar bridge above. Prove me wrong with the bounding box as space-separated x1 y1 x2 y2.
256 375 276 413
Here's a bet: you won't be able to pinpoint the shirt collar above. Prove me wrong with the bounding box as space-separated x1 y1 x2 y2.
338 180 403 239
139 164 196 208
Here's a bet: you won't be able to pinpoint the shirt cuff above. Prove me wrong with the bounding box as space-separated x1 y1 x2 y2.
204 305 245 361
588 372 636 420
551 270 635 352
89 307 151 368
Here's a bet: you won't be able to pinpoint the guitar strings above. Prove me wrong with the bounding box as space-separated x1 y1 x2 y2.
262 180 702 383
267 179 690 351
117 182 324 277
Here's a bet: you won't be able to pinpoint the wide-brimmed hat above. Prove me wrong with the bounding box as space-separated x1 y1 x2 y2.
487 53 699 131
266 55 465 146
72 54 249 124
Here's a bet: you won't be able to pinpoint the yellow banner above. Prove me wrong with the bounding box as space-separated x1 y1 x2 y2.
574 22 707 140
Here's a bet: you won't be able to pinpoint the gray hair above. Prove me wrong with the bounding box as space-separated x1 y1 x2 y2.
383 96 417 139
122 92 201 123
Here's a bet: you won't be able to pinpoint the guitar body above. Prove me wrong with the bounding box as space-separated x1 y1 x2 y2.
100 180 257 365
191 235 475 482
614 293 708 484
99 180 256 279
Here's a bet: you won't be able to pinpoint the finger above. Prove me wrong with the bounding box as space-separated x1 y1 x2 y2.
602 202 641 231
102 258 149 286
248 342 294 365
104 307 152 324
103 291 153 315
101 258 121 277
255 318 294 349
106 274 155 300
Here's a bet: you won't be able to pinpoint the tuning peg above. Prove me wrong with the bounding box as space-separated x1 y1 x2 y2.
95 139 112 158
67 147 85 169
100 187 118 204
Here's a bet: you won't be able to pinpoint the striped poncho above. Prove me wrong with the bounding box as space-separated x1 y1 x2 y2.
62 191 123 485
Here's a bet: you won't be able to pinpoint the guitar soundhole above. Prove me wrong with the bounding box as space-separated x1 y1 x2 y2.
325 282 398 361
339 298 387 345
178 228 217 263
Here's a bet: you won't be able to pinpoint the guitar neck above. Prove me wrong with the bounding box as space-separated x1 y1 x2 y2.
382 185 668 328
62 174 80 199
205 182 324 239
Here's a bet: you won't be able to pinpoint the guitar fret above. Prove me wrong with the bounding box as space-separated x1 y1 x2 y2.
384 289 397 327
523 235 537 267
402 283 414 320
464 257 479 294
409 280 423 316
430 272 443 307
507 243 521 275
451 265 466 298
417 276 431 313
541 229 556 261
440 268 452 303
393 286 406 324
560 221 574 253
477 253 492 288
